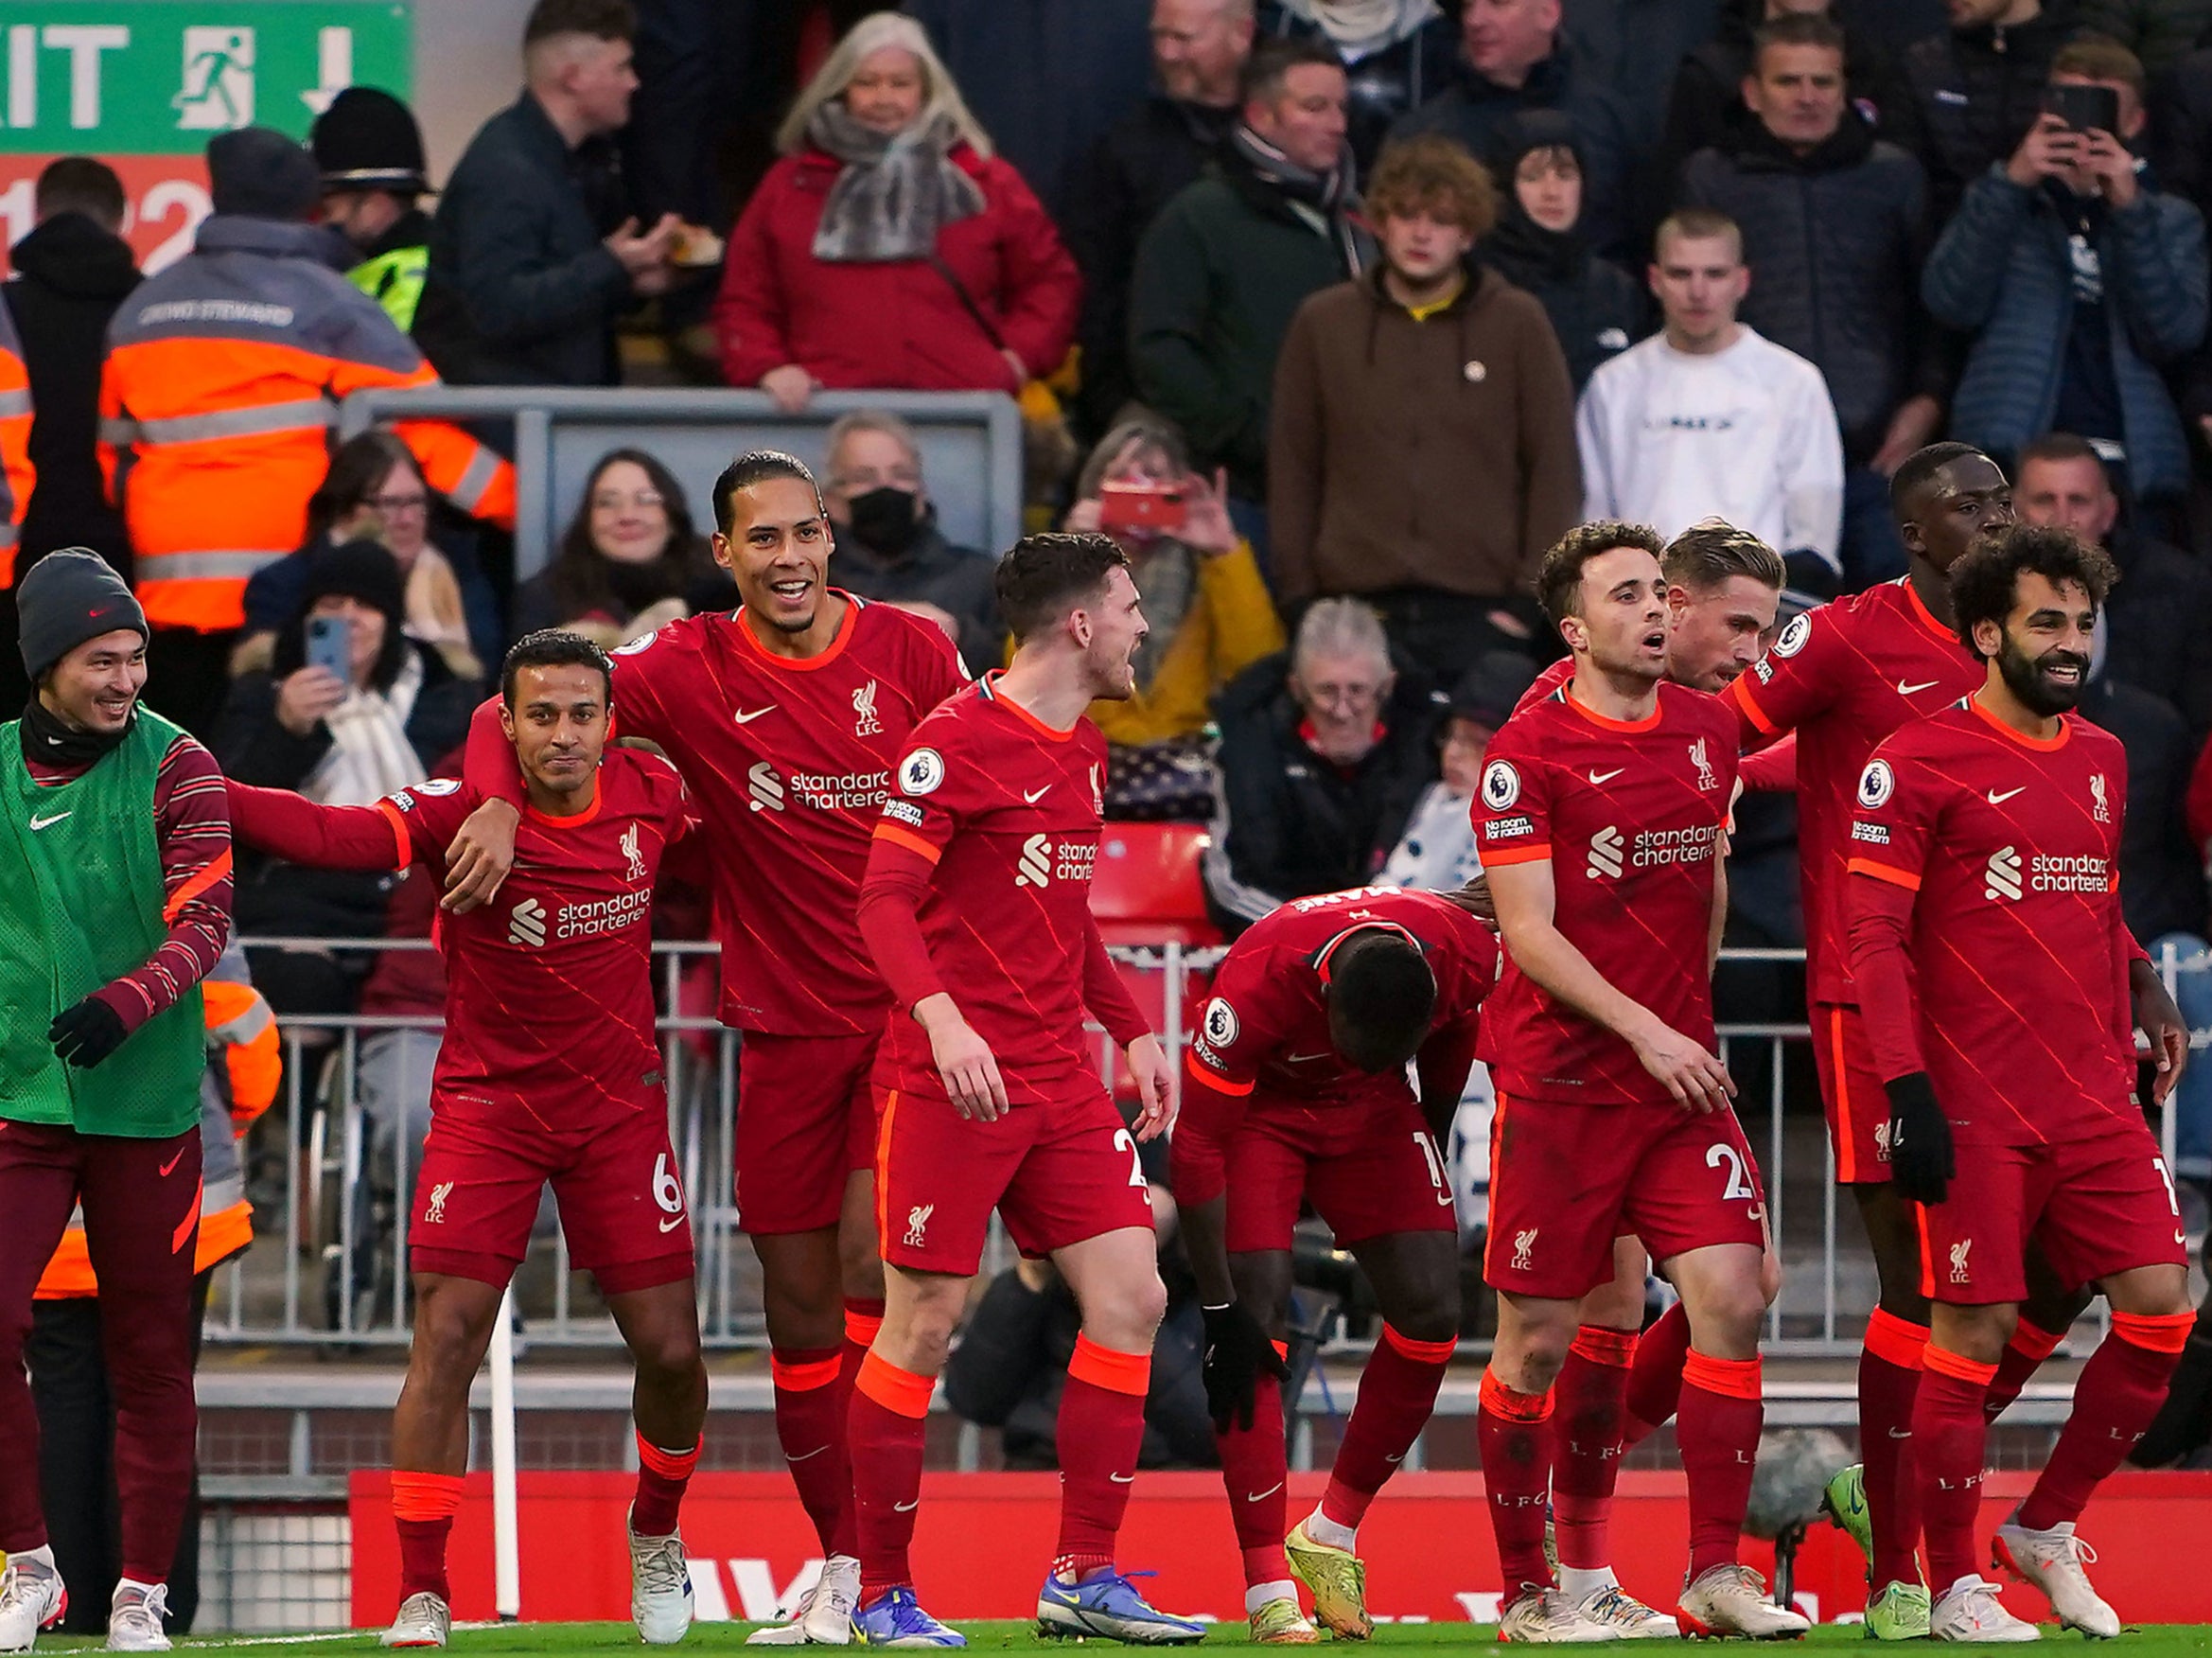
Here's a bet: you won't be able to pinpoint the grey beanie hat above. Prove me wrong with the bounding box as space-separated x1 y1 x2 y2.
18 548 147 681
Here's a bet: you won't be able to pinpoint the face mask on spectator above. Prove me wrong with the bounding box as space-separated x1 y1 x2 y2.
846 485 922 556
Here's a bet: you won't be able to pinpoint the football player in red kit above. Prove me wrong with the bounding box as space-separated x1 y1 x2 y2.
221 632 707 1649
1475 522 1806 1642
1848 525 2192 1641
849 534 1203 1648
1172 885 1497 1643
443 453 967 1644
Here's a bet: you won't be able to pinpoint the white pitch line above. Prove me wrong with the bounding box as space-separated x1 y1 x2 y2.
178 1623 501 1648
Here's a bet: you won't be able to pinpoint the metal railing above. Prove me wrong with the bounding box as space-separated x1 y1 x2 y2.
208 937 2206 1358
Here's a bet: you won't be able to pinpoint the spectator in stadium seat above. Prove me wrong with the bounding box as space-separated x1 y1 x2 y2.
1257 0 1462 169
1203 597 1446 934
1576 207 1846 590
1387 0 1640 262
1271 133 1577 680
510 448 724 649
1478 111 1646 391
1922 39 2208 512
1378 651 1535 891
714 12 1081 409
1060 415 1284 818
416 0 680 387
1064 0 1256 438
1129 36 1369 520
1678 14 1942 589
1887 0 2081 223
2073 0 2211 74
312 88 436 336
820 411 1003 677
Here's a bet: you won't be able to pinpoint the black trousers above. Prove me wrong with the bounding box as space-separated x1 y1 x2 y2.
27 1270 213 1634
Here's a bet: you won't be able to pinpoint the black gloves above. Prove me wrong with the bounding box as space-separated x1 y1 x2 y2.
1201 1299 1290 1433
1885 1071 1955 1205
49 997 127 1069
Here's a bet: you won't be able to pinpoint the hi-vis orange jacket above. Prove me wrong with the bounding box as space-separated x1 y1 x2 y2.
98 216 515 632
0 300 35 588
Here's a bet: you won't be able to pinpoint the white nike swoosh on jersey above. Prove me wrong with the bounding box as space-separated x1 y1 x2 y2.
1285 1050 1334 1064
785 1446 829 1463
1247 1482 1285 1502
1588 768 1624 785
658 1214 686 1232
27 810 69 831
1887 1427 1913 1439
894 1499 919 1512
1987 787 2026 805
1024 785 1051 803
733 706 776 725
1897 679 1940 696
1109 1473 1135 1484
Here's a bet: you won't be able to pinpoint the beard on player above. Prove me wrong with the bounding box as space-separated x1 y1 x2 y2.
716 474 834 636
1078 566 1150 702
1994 626 2090 717
504 661 611 806
1586 597 1669 688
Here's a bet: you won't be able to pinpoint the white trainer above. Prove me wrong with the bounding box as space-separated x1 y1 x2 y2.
379 1592 452 1649
0 1550 65 1653
746 1556 859 1646
105 1583 170 1653
1498 1587 1623 1642
629 1514 696 1646
1575 1584 1680 1638
1930 1576 2040 1643
1993 1519 2119 1638
1677 1564 1811 1639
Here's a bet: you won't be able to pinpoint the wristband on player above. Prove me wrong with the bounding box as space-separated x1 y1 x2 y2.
1883 1070 1955 1206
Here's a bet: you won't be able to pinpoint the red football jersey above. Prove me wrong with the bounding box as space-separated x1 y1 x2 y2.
1724 577 1981 1002
382 751 691 1127
872 675 1120 1102
593 594 967 1035
1847 701 2137 1147
1474 682 1738 1107
1188 886 1498 1106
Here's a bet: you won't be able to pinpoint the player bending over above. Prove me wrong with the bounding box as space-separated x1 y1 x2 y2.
1173 884 1499 1643
223 632 709 1649
1474 523 1806 1642
1848 524 2192 1641
849 534 1203 1648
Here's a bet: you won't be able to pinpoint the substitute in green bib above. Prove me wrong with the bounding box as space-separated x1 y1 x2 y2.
0 548 235 1654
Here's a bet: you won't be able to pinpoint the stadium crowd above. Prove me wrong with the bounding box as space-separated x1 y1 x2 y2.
8 0 2212 1647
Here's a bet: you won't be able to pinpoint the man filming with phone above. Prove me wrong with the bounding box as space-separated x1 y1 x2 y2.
1922 37 2208 513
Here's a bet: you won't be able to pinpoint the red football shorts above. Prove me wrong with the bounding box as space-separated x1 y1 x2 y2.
1484 1093 1769 1300
873 1078 1155 1276
736 1030 881 1236
1916 1124 2189 1305
1222 1091 1457 1255
411 1096 694 1295
1813 1001 1891 1185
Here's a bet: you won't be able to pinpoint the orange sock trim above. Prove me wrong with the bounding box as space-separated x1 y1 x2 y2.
1479 1368 1554 1423
2112 1311 2194 1356
1069 1332 1151 1396
845 1301 886 1348
1864 1307 1931 1370
390 1471 464 1521
1382 1323 1460 1363
1682 1349 1763 1401
770 1351 844 1391
2008 1320 2067 1364
1922 1344 1999 1385
855 1349 937 1420
1569 1324 1639 1368
636 1431 701 1479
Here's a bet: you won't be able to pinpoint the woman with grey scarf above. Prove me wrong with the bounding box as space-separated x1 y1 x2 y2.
712 10 1082 408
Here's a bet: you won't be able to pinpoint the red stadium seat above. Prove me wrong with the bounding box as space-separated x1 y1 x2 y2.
1090 822 1222 947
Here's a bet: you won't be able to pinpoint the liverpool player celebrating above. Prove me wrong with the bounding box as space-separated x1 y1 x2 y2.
1847 525 2193 1641
1172 884 1499 1643
223 633 708 1649
1476 523 1805 1642
851 534 1203 1648
447 453 967 1644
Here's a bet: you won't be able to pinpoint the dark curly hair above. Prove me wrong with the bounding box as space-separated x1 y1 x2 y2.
1536 520 1668 628
1948 523 2119 661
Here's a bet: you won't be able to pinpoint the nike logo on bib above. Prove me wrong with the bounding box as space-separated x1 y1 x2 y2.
28 811 69 831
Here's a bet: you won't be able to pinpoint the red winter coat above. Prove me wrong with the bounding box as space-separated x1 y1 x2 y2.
713 144 1081 392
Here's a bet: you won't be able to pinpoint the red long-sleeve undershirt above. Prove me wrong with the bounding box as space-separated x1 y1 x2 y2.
223 780 406 873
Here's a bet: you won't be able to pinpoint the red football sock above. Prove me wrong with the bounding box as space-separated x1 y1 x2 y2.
1477 1369 1554 1596
1859 1307 1928 1591
1983 1319 2064 1423
2015 1313 2189 1532
1914 1345 1995 1594
1622 1300 1690 1449
1217 1344 1291 1587
391 1472 463 1605
1677 1350 1763 1580
1052 1334 1150 1580
1551 1325 1635 1570
771 1345 848 1555
832 1300 886 1558
849 1350 934 1598
1319 1324 1454 1531
632 1430 700 1537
